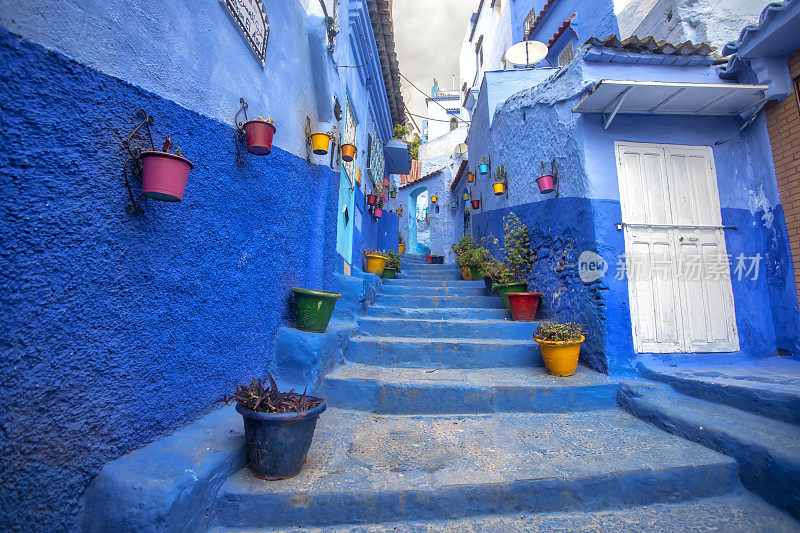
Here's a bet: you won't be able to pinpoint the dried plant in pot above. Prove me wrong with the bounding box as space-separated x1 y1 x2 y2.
221 375 326 480
534 321 585 376
244 116 276 155
141 137 194 202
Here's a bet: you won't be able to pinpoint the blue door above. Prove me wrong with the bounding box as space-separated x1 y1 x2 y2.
336 166 355 268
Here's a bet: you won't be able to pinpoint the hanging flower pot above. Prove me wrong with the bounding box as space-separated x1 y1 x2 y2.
450 201 457 209
373 208 383 219
365 253 387 275
340 143 356 162
244 119 277 155
537 174 555 194
493 182 505 196
292 288 342 332
478 163 490 175
462 192 470 201
396 207 403 216
466 172 475 183
430 195 438 203
471 199 481 210
367 194 378 206
493 282 528 309
383 177 390 187
141 151 194 202
390 188 397 198
311 133 330 155
506 292 542 322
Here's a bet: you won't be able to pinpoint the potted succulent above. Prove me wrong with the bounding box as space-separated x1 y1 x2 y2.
363 248 387 275
292 287 342 332
141 136 194 202
536 161 555 194
244 116 277 155
311 129 334 155
221 375 326 480
535 321 585 376
341 141 356 162
398 232 406 254
478 157 490 175
390 185 398 198
382 250 402 279
492 213 536 309
493 164 507 196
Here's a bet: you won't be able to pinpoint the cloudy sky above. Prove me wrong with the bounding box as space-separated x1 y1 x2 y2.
392 0 477 134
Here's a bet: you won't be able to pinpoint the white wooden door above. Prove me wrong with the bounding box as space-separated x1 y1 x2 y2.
616 142 739 353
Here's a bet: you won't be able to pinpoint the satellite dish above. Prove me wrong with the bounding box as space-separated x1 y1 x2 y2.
453 143 468 158
504 40 548 66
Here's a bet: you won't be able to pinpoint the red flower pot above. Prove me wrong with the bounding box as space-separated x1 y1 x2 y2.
373 208 382 219
471 199 480 210
506 292 542 321
367 194 378 206
426 255 432 263
341 143 356 162
243 120 276 155
536 174 555 194
141 151 194 202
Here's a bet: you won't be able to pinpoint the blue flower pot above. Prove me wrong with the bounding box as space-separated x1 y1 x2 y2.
478 163 489 175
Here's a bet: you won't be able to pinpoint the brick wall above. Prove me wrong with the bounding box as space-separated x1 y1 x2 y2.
766 49 800 301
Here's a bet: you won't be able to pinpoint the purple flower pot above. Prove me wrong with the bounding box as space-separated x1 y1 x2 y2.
536 174 555 194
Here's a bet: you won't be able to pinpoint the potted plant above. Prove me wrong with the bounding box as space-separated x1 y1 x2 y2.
243 116 277 155
382 250 402 279
452 235 480 280
398 232 406 254
396 206 403 216
492 213 535 309
493 164 507 196
291 287 342 332
311 129 334 155
450 200 458 209
461 192 470 201
341 141 356 162
390 185 398 198
221 375 326 479
478 157 490 175
383 177 390 187
373 195 384 219
471 198 481 210
366 192 378 206
141 137 194 202
431 254 444 264
506 292 542 322
482 256 509 296
536 161 555 194
535 321 585 376
363 248 387 275
466 171 475 183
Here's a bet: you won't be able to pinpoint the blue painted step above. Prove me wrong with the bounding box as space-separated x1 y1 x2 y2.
400 272 463 280
324 364 617 414
617 380 800 520
376 294 502 308
347 336 543 368
357 316 535 338
380 284 488 296
367 306 510 320
214 408 740 529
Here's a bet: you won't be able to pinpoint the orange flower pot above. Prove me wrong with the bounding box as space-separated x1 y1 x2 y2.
341 143 356 162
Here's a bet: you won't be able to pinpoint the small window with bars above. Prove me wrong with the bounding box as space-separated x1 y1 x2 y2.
558 41 575 67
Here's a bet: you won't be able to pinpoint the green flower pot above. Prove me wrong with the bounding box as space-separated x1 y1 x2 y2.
381 268 397 279
493 282 527 309
469 265 485 281
291 288 342 333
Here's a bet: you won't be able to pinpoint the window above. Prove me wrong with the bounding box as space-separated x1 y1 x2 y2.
558 41 575 67
367 125 384 188
450 117 458 131
523 8 536 37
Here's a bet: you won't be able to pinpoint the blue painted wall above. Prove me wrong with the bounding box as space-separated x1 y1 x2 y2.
0 13 354 531
511 0 619 52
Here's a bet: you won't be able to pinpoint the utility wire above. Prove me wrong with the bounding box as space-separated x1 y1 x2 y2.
407 111 468 124
399 71 471 125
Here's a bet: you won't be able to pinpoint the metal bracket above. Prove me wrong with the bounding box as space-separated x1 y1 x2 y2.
305 116 313 163
234 97 249 165
552 159 560 198
603 87 632 130
122 109 155 216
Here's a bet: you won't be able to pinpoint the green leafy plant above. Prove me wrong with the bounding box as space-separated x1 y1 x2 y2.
384 250 401 272
456 246 489 269
495 164 507 184
482 255 513 284
480 156 490 164
451 234 477 257
393 123 410 140
409 137 420 160
398 232 405 244
535 321 584 343
220 375 322 413
502 212 535 283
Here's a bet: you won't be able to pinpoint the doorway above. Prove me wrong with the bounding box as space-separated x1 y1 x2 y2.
408 186 431 255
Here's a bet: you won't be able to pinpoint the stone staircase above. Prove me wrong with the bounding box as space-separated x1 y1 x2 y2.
212 255 798 531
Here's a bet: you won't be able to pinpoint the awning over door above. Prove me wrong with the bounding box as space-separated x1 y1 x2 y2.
573 79 768 128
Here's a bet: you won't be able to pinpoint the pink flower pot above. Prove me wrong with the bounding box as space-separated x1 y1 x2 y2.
244 120 276 155
471 199 480 210
536 174 555 194
141 151 194 202
373 208 383 219
367 194 378 206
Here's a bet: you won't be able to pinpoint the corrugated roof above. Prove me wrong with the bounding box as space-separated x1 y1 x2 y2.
586 35 716 56
547 14 577 49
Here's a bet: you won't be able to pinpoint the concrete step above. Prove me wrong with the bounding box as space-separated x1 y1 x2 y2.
382 279 484 287
380 284 487 297
214 493 799 532
357 316 535 338
399 264 459 272
346 336 542 368
324 364 617 414
214 409 740 529
618 380 800 520
637 357 800 426
367 306 510 320
375 294 502 308
401 271 463 281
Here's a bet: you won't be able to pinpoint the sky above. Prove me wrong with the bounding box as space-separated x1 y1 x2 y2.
392 0 477 134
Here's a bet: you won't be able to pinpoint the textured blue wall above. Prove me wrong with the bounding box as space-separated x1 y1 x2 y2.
0 29 339 531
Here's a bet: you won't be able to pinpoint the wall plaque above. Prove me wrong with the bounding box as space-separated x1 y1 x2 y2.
221 0 270 66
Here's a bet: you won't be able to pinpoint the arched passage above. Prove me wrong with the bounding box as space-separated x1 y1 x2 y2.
407 186 431 255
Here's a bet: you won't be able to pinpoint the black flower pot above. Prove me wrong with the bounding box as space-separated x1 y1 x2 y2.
484 275 494 295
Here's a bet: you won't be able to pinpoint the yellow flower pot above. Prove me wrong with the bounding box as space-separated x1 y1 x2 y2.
399 243 405 254
365 254 387 275
460 267 472 281
535 335 584 376
311 133 330 155
493 182 505 196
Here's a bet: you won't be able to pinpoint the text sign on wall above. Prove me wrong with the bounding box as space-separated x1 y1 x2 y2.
221 0 270 66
